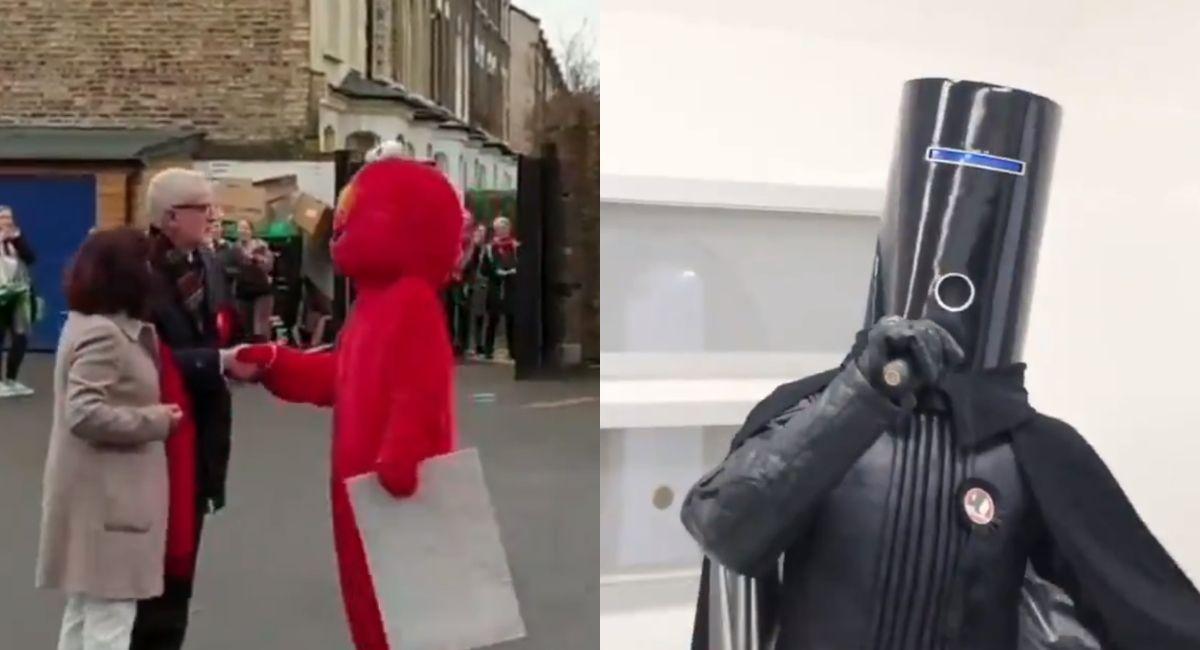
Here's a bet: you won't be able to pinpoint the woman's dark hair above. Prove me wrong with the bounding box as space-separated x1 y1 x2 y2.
65 227 155 318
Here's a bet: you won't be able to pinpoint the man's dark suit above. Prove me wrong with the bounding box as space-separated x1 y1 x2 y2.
131 244 235 650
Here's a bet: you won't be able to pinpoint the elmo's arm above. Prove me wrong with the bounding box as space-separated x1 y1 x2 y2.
237 345 338 408
375 278 456 497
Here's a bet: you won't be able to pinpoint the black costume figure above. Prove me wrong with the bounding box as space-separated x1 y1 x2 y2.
681 78 1200 650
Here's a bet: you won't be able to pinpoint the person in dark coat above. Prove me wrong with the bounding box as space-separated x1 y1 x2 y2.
481 216 518 360
465 223 489 356
135 168 260 650
443 210 474 359
681 79 1200 650
230 219 276 343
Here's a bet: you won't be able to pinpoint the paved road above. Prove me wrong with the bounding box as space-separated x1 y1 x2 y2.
0 355 598 650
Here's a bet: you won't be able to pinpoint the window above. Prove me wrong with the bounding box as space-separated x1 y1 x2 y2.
426 144 434 159
434 152 449 172
346 131 381 155
322 126 337 152
405 142 415 158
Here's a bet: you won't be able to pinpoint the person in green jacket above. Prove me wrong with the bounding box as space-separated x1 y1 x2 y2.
0 205 38 397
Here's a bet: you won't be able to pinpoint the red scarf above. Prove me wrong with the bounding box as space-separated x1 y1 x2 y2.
491 235 518 257
157 342 198 579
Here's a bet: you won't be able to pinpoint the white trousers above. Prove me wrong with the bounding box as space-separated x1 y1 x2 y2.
57 594 137 650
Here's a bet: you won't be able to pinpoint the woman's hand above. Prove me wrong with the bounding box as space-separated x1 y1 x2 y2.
165 404 184 431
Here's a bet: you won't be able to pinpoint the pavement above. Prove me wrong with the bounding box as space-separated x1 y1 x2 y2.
0 354 599 650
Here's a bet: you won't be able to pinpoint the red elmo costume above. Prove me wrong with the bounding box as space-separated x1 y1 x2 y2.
237 159 462 649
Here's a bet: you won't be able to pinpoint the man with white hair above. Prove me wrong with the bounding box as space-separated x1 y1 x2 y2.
134 168 258 650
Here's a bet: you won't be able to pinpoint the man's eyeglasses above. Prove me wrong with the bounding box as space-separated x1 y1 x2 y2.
171 203 214 214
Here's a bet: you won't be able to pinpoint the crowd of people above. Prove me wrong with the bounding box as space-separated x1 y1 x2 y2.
445 215 520 361
207 219 276 342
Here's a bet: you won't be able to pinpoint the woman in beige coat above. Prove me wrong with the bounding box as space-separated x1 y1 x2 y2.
38 228 182 650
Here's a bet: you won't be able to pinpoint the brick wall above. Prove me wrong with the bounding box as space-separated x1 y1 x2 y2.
507 8 540 155
0 0 315 149
544 93 599 364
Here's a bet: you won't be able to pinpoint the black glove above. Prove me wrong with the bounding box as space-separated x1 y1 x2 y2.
855 316 965 397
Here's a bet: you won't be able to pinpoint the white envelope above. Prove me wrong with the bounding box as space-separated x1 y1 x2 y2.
347 448 527 650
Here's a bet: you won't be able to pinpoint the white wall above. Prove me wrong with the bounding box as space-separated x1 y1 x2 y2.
602 202 877 355
320 106 420 155
470 148 518 191
433 135 470 190
408 124 438 162
600 184 880 649
603 0 1200 598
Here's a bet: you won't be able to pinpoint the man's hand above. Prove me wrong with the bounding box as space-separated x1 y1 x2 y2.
220 346 263 383
855 316 965 396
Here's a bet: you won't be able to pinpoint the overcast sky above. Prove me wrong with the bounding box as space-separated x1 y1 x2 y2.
512 0 599 66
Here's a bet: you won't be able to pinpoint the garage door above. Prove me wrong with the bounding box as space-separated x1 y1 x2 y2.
0 175 96 351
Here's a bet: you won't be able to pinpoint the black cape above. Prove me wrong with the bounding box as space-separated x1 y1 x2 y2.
690 355 1200 649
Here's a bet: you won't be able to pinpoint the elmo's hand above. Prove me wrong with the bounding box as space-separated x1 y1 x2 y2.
235 344 338 407
236 344 277 368
376 459 419 498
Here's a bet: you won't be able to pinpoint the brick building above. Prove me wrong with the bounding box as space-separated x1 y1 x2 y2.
469 0 511 139
0 1 314 153
507 5 566 155
0 0 519 176
0 0 530 350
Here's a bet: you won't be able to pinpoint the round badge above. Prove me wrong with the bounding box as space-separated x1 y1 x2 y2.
962 486 996 526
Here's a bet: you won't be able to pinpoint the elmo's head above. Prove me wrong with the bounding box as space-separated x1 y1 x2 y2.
331 159 462 287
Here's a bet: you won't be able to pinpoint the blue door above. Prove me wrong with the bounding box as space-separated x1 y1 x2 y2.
0 175 96 351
